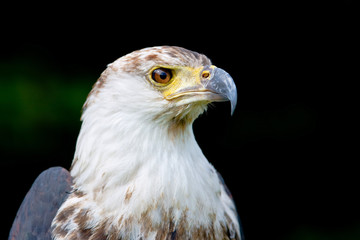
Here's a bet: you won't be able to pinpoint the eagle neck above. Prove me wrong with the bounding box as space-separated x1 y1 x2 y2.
70 107 220 213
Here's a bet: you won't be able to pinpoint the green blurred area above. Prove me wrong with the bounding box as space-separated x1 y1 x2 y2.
0 58 93 163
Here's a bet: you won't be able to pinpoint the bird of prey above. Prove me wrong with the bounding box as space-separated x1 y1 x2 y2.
9 46 242 240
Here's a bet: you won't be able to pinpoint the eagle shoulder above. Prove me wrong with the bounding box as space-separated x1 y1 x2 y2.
9 167 72 240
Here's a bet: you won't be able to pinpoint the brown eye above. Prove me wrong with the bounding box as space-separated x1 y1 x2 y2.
151 68 172 84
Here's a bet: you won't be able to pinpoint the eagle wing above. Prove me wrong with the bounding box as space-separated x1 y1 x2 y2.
9 167 72 240
217 171 245 240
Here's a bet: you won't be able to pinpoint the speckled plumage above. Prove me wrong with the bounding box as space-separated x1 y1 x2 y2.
50 46 241 240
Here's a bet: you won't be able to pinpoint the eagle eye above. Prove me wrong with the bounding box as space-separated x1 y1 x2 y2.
151 68 172 84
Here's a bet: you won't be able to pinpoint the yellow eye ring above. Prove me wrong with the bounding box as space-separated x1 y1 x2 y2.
151 68 172 84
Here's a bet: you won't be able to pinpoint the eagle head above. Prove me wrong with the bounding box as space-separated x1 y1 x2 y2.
83 46 236 132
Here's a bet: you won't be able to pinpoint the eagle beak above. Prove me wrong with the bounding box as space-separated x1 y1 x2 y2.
165 65 237 115
202 66 237 115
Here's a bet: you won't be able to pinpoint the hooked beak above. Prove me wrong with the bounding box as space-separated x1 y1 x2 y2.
166 65 237 115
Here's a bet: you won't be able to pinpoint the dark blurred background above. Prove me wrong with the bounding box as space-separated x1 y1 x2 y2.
1 1 356 239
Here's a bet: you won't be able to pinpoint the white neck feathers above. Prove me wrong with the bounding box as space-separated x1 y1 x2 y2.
70 93 222 225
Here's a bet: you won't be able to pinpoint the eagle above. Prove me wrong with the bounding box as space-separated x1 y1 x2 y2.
9 46 242 240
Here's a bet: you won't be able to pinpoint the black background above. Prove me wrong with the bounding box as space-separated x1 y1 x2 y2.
1 1 357 239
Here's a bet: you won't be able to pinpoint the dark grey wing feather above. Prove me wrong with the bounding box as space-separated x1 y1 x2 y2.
9 167 72 240
217 171 245 240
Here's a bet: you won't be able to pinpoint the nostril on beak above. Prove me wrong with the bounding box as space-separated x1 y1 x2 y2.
201 71 210 79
